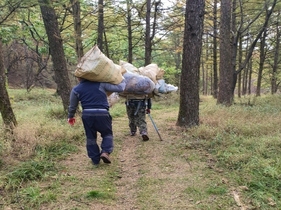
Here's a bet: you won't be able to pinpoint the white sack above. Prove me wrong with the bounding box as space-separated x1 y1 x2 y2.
74 45 123 84
139 63 165 83
120 60 140 74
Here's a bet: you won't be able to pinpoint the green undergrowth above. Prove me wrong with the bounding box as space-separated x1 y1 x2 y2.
1 89 281 209
184 95 281 209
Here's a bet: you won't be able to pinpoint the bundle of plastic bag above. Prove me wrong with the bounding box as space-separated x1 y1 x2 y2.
74 45 124 84
119 61 178 97
107 92 120 107
155 79 178 94
121 71 155 95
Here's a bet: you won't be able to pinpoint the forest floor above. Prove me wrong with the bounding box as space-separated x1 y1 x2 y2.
39 108 243 210
2 92 267 210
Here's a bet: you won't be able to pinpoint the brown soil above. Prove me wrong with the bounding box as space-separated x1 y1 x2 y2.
46 112 199 210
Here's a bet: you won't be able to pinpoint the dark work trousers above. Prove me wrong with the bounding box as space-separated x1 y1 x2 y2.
81 109 113 164
126 100 147 135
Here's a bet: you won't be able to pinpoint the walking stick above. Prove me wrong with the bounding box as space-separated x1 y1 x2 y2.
147 113 163 141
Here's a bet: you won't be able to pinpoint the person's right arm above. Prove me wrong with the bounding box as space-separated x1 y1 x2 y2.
68 89 79 118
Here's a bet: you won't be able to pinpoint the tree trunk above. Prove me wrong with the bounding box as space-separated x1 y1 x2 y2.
237 36 242 97
71 0 84 61
247 58 252 95
126 0 133 63
256 30 266 96
231 0 237 94
38 0 71 112
242 35 250 96
271 12 280 94
217 0 233 106
97 0 104 51
212 0 218 99
176 0 205 127
0 40 17 129
145 0 152 65
202 57 206 95
202 34 209 95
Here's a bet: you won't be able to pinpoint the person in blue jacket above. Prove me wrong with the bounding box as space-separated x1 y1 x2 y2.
67 77 126 165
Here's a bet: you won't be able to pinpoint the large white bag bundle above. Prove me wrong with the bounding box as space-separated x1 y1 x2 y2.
120 60 140 74
122 71 155 96
139 63 165 83
74 45 123 84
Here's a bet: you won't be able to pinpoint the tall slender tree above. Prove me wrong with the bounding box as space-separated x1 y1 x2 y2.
0 39 17 129
271 11 281 94
97 0 104 51
217 0 233 106
0 1 23 129
70 0 84 61
256 29 267 96
126 0 133 63
38 0 71 112
144 0 152 65
212 0 218 98
144 0 161 65
176 0 205 127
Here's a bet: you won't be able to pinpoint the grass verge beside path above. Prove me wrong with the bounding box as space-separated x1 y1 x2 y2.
0 90 281 209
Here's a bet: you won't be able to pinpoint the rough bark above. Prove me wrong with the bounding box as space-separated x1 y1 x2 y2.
256 30 266 97
97 0 104 51
212 0 218 98
176 0 205 127
144 0 152 65
217 0 233 106
38 0 71 112
0 40 17 129
238 36 242 97
70 0 84 61
271 11 280 94
126 0 133 63
247 58 252 95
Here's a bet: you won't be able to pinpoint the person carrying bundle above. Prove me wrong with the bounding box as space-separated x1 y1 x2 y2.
125 95 151 141
67 77 126 165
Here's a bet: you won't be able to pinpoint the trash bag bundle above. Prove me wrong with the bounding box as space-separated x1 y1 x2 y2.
121 71 155 96
120 61 179 95
155 79 178 94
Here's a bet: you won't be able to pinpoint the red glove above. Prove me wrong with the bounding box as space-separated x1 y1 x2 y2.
146 109 150 114
68 118 75 126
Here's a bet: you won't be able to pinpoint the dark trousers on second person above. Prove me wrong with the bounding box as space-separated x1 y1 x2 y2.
126 100 148 137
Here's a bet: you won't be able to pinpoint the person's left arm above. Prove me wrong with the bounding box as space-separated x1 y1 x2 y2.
147 98 152 109
103 79 126 93
145 98 152 114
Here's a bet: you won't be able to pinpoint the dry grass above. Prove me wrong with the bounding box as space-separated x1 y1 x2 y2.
1 90 281 209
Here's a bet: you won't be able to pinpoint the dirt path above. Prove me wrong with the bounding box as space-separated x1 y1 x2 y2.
114 134 141 209
43 112 199 210
111 113 196 210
